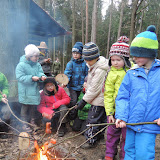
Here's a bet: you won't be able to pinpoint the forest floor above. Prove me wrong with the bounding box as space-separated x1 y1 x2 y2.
1 121 160 160
1 89 160 159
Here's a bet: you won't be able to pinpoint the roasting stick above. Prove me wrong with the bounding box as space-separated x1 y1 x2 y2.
6 101 35 127
55 105 76 137
64 125 108 159
64 121 158 158
0 118 20 133
0 91 35 128
87 121 157 127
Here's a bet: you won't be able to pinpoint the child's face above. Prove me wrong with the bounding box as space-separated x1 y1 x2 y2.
111 55 124 69
85 58 99 66
72 52 81 60
45 82 56 92
30 55 39 62
133 57 152 67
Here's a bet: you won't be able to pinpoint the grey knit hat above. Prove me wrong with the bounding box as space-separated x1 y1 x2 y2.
82 42 100 61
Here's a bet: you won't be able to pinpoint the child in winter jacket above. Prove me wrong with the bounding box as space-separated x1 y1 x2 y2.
0 72 11 137
37 77 70 137
76 42 109 149
64 42 88 120
104 36 131 160
115 25 160 160
16 44 46 132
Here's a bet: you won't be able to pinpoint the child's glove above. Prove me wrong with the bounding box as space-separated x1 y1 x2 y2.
68 109 78 120
76 99 87 110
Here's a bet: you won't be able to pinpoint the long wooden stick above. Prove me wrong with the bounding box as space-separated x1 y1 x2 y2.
87 121 157 127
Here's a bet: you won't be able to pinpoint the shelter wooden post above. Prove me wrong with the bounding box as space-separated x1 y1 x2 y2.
63 36 66 72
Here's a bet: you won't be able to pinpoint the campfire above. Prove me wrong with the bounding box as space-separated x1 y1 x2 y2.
19 122 76 160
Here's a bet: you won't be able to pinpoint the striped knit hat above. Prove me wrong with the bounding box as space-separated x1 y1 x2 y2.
130 25 158 58
82 42 100 61
109 36 131 67
72 42 83 54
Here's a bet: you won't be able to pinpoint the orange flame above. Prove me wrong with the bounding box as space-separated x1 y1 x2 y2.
38 146 48 160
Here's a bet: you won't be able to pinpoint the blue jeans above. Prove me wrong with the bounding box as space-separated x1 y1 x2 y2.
124 128 156 160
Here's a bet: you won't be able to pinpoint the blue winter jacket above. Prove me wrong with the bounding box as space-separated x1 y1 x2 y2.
115 59 160 134
16 55 45 105
64 58 88 91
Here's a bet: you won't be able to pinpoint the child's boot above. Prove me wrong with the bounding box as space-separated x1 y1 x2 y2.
105 156 113 160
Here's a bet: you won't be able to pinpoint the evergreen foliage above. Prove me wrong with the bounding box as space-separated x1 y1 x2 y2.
34 0 160 64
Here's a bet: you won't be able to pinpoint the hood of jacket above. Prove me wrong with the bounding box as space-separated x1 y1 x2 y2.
19 55 38 66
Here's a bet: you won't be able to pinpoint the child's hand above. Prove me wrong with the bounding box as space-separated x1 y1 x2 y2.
108 115 115 123
41 76 46 81
115 119 126 128
2 94 7 98
32 76 40 81
61 84 66 88
44 59 49 63
42 112 52 120
47 58 51 63
154 118 160 126
1 98 8 104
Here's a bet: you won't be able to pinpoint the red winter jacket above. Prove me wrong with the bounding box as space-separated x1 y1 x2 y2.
37 86 70 115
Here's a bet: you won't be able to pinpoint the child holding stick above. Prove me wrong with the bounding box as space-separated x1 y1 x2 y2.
115 25 160 160
104 36 131 160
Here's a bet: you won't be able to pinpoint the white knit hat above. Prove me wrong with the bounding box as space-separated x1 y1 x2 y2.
24 44 40 58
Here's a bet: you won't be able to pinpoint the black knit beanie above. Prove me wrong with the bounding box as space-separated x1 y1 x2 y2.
43 77 58 95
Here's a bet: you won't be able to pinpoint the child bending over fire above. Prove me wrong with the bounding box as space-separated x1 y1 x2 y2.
37 77 70 137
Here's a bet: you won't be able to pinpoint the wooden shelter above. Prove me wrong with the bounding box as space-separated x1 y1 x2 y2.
0 0 71 98
0 0 70 80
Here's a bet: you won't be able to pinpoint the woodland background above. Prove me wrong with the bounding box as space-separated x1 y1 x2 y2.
33 0 160 65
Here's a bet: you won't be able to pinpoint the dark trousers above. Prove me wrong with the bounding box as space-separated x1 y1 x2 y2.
68 89 81 107
21 104 39 122
72 117 87 132
84 105 107 144
68 89 81 120
42 105 68 129
0 102 11 132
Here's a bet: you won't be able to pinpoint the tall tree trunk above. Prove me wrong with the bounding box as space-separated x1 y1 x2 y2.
139 9 144 32
85 0 89 44
39 0 45 9
130 0 144 43
156 15 160 35
91 0 98 43
72 0 76 46
106 0 113 58
117 0 125 39
81 0 84 44
130 0 138 44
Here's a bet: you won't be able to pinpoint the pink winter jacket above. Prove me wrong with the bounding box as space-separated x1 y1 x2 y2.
37 86 70 115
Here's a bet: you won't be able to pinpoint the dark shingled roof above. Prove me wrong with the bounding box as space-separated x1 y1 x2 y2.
29 0 71 37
